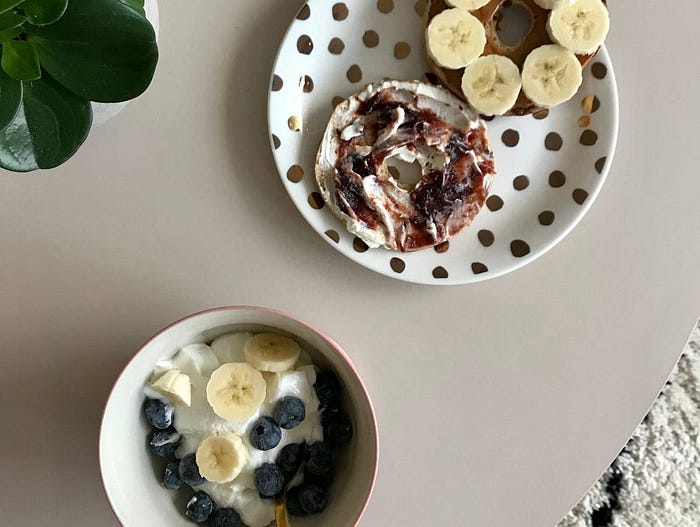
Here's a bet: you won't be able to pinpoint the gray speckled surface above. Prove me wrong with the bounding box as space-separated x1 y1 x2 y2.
560 320 700 527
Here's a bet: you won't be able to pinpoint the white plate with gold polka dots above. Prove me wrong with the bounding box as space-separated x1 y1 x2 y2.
267 0 618 285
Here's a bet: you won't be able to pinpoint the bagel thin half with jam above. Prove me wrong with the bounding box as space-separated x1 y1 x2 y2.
315 80 496 253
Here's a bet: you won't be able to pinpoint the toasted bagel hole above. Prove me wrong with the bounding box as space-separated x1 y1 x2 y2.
494 1 533 47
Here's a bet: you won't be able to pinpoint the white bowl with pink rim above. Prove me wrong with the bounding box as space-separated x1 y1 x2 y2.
99 306 378 527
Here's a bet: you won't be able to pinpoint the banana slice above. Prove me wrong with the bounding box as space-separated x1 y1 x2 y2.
150 369 191 407
196 432 248 483
533 0 575 8
445 0 490 10
461 55 522 116
206 363 266 421
426 8 486 70
521 44 583 107
547 0 609 55
244 333 300 373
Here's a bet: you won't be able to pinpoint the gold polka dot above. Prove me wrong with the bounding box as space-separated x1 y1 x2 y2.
548 170 566 188
545 132 563 151
332 3 348 20
353 237 369 252
301 75 314 93
432 266 448 279
346 64 362 83
297 4 310 20
578 115 591 128
328 37 345 54
288 115 302 131
501 129 519 147
581 95 600 114
271 75 283 91
325 230 340 243
388 166 400 180
539 211 554 225
287 165 304 183
595 156 607 174
513 175 529 191
377 0 394 13
332 96 345 109
434 241 449 253
478 229 494 247
591 62 607 79
272 134 280 150
308 192 324 209
486 195 503 211
390 257 405 273
573 189 589 205
394 42 411 59
297 35 313 54
510 240 530 258
471 262 488 274
533 108 549 120
580 129 598 146
414 0 427 16
363 30 380 48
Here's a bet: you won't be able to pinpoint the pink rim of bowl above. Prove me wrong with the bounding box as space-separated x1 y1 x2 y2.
99 305 379 527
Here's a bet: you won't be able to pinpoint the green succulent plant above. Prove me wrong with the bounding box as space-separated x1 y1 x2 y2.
0 0 158 172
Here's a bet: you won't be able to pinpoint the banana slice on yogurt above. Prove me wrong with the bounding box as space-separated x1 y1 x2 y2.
244 333 300 373
206 363 266 421
150 369 192 407
196 432 247 483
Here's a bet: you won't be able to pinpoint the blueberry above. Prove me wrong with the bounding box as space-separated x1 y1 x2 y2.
324 413 353 446
148 427 181 458
320 405 340 427
163 460 183 490
143 398 173 429
306 442 333 475
314 370 341 408
249 416 282 451
179 453 206 486
273 396 306 429
210 508 242 527
185 491 213 523
276 443 305 474
297 483 327 514
254 463 285 498
304 467 334 488
286 486 306 517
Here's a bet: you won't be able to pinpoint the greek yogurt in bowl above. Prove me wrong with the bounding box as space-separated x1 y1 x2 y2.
100 306 378 527
144 331 334 527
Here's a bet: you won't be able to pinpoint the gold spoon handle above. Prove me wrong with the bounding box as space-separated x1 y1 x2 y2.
274 496 290 527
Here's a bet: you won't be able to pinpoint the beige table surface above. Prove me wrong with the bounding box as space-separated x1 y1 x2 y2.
1 1 699 525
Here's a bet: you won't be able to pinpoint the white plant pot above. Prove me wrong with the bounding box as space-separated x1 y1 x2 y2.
91 0 160 127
